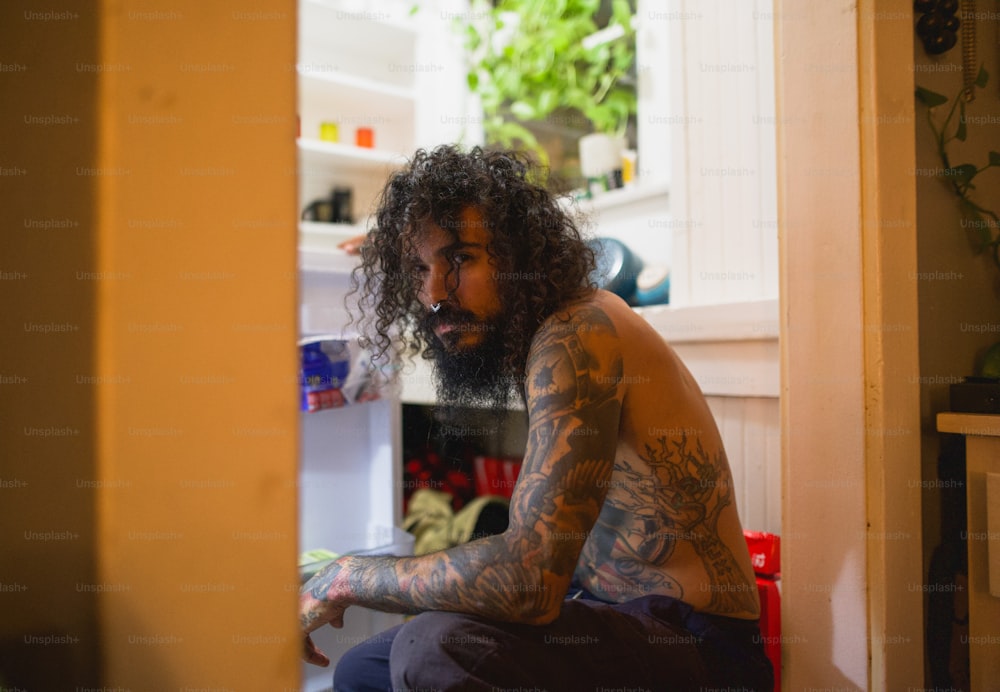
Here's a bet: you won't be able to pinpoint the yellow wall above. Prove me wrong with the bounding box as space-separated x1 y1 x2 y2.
1 3 300 689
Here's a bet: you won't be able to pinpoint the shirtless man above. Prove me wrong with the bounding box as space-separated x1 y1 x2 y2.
300 145 774 691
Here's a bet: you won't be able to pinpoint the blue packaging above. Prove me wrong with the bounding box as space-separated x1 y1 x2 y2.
300 340 350 411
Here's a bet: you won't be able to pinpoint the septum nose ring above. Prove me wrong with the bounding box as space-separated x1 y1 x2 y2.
430 303 442 313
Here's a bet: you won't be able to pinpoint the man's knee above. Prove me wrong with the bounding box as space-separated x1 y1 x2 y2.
389 611 496 689
332 627 398 692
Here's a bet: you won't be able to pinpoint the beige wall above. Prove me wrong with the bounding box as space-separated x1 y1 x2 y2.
1 3 300 689
775 2 870 684
775 0 923 688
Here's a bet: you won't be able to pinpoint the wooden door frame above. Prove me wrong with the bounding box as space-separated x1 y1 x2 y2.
775 0 923 688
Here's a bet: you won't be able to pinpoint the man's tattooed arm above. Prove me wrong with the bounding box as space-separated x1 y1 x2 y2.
300 303 624 627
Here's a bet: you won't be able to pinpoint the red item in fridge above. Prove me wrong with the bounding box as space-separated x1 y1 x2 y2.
305 387 346 412
474 455 521 499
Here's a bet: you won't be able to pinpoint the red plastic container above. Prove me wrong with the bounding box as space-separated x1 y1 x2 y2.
745 530 781 691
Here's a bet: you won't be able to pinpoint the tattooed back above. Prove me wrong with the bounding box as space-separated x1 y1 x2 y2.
534 289 761 620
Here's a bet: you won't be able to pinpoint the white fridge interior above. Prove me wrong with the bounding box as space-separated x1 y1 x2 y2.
298 251 408 692
295 1 477 687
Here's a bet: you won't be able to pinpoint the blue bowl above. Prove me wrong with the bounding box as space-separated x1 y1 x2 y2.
587 237 643 303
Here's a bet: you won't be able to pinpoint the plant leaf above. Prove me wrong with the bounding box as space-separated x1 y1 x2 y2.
915 86 949 107
536 89 558 116
975 64 989 88
462 0 638 154
464 25 482 51
956 100 967 141
944 163 978 185
989 151 1000 167
962 209 992 250
612 0 633 30
509 100 537 120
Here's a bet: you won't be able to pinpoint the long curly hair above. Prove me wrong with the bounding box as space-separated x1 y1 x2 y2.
350 144 597 384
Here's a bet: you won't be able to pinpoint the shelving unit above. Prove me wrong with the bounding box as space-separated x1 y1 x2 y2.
296 0 417 237
298 246 407 692
296 3 415 691
295 2 469 689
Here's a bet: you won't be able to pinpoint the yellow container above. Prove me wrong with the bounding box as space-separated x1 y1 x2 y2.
621 149 637 185
319 121 339 143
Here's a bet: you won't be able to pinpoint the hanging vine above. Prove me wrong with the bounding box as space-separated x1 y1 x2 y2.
916 65 1000 269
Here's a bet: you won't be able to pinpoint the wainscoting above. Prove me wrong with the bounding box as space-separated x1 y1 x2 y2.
707 395 781 535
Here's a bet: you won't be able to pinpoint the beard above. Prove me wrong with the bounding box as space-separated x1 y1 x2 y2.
418 304 520 427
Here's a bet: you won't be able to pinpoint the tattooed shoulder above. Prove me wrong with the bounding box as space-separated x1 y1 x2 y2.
526 302 623 408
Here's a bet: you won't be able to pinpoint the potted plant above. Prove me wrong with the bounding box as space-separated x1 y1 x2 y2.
459 0 637 186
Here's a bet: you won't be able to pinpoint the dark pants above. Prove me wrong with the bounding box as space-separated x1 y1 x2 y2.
332 592 774 692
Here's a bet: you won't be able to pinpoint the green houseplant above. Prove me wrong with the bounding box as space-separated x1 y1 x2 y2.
916 65 1000 269
459 0 637 171
916 65 1000 378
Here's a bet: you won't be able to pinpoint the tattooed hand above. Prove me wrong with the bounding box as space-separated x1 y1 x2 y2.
299 560 348 666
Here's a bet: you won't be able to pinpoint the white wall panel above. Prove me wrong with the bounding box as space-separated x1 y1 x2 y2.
669 0 778 306
706 395 781 536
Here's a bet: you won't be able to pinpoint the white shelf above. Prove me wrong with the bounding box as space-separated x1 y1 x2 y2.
567 179 670 214
299 0 418 92
299 221 367 254
297 139 409 170
636 298 779 343
300 0 420 37
297 71 416 155
299 247 357 274
298 69 415 102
